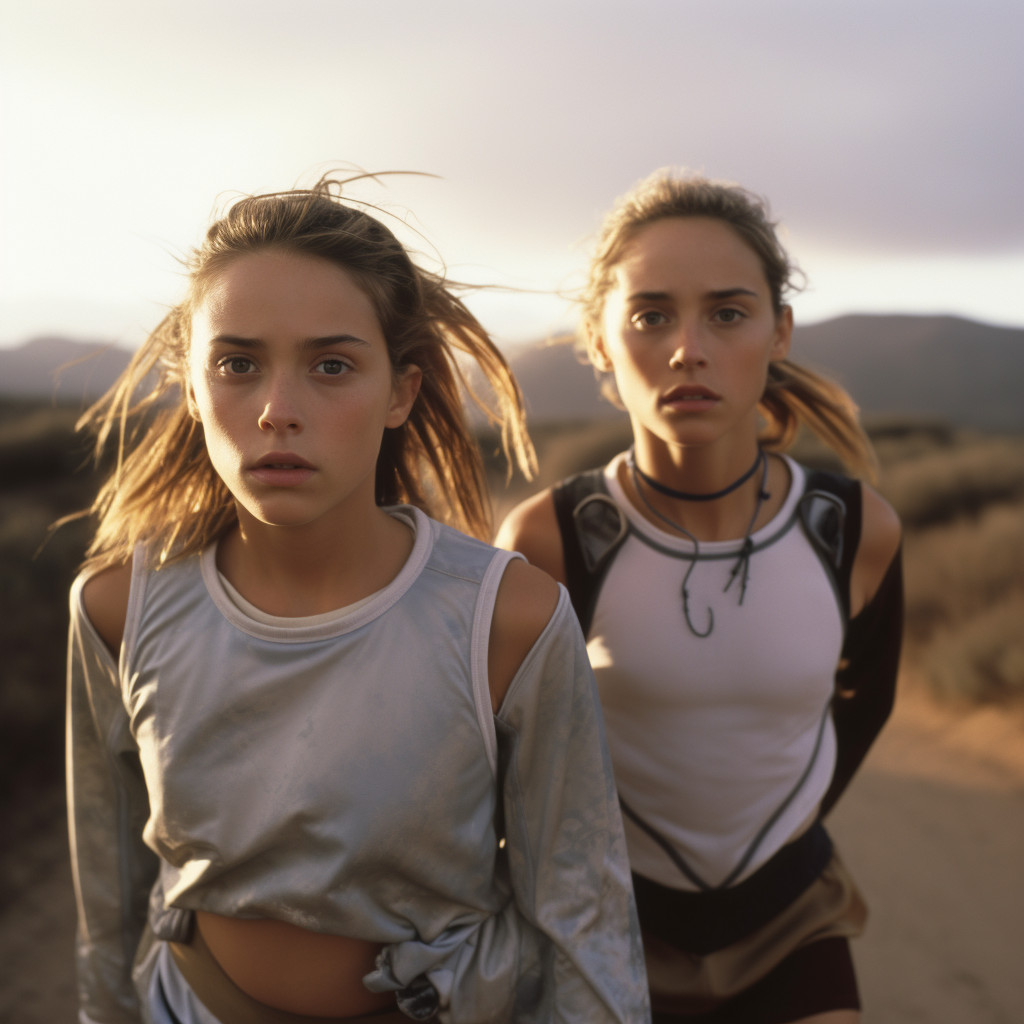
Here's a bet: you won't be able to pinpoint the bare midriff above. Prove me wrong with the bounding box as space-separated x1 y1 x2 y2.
195 911 396 1018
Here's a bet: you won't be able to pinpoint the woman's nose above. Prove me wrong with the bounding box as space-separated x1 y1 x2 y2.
668 328 708 370
257 375 304 433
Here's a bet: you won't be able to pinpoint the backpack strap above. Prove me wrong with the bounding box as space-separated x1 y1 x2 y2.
797 469 862 631
552 469 630 637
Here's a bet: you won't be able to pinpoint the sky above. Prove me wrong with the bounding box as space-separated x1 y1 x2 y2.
2 0 1022 351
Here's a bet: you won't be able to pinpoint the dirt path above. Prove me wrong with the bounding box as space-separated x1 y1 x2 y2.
828 677 1024 1023
3 680 1022 1024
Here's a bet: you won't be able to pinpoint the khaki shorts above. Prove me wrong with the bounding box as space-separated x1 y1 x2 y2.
644 852 867 1016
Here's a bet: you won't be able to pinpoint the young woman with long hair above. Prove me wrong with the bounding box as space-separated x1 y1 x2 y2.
498 171 903 1024
67 176 649 1024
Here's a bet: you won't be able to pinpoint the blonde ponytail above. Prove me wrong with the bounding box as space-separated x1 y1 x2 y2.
759 360 877 480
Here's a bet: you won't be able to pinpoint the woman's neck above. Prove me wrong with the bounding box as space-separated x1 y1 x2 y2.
216 498 415 618
626 424 789 543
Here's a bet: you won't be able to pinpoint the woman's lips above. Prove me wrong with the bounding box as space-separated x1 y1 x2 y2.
248 454 316 487
659 386 720 412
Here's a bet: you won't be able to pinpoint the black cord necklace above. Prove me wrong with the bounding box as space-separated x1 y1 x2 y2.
633 447 764 501
628 448 771 638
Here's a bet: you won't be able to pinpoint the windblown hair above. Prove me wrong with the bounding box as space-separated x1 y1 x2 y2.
581 170 877 479
80 175 535 570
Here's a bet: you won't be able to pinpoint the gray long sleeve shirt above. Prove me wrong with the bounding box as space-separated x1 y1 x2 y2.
67 508 649 1024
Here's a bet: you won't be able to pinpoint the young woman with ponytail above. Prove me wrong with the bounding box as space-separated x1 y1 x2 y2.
67 177 649 1024
498 171 903 1024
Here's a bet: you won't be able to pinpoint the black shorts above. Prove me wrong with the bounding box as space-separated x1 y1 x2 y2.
651 935 860 1024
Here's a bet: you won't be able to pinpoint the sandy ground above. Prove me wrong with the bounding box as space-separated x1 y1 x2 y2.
828 677 1024 1023
2 678 1022 1024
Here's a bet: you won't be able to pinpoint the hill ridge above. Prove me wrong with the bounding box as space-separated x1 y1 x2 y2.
2 315 1021 429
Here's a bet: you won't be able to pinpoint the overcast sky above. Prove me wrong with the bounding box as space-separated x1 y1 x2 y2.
2 0 1022 349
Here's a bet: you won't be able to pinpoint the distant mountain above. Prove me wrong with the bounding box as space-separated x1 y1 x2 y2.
504 314 1024 430
0 337 133 402
501 339 620 422
3 316 1022 429
788 314 1023 430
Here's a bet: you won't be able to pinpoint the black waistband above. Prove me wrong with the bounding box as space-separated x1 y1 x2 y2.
632 820 833 956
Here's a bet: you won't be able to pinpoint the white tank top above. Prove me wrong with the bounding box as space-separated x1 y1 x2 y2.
588 453 841 890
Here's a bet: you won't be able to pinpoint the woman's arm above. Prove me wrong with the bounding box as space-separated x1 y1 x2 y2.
849 483 902 618
821 484 904 815
495 593 649 1023
68 560 159 1024
82 560 133 655
494 488 567 585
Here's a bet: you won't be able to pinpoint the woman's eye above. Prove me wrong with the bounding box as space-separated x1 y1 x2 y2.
222 357 257 374
714 308 745 324
314 358 349 376
632 310 668 328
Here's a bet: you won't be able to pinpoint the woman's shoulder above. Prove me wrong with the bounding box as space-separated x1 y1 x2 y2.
494 488 566 585
488 558 562 710
847 481 901 617
80 557 134 656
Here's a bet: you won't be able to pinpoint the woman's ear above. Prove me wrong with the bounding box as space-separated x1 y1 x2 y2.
385 364 423 428
769 305 794 361
584 322 614 373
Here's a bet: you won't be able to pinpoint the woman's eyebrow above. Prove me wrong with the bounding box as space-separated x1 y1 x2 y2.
209 334 261 348
626 287 759 302
301 334 369 350
207 334 369 349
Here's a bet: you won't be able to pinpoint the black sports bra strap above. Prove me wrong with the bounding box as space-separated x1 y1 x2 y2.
557 463 862 636
552 469 629 637
798 470 862 630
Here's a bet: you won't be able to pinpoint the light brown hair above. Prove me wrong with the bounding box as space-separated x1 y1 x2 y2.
581 169 877 479
79 175 535 569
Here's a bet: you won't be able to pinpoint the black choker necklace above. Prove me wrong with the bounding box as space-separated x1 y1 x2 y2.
628 448 771 639
630 447 764 501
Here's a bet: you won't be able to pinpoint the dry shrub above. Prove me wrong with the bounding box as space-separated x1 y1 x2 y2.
903 500 1024 638
0 402 98 809
923 597 1024 702
878 437 1024 528
902 497 1024 703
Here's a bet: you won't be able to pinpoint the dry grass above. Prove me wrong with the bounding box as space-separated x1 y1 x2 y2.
0 400 99 908
878 437 1024 528
903 501 1024 635
901 502 1024 702
921 597 1024 702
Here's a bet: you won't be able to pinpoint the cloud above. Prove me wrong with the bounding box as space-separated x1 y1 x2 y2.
2 0 1022 344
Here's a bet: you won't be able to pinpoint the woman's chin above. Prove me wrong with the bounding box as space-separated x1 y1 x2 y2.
238 498 330 530
645 421 726 451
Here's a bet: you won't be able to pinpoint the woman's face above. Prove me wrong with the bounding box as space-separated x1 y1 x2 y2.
590 216 792 452
188 249 420 529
